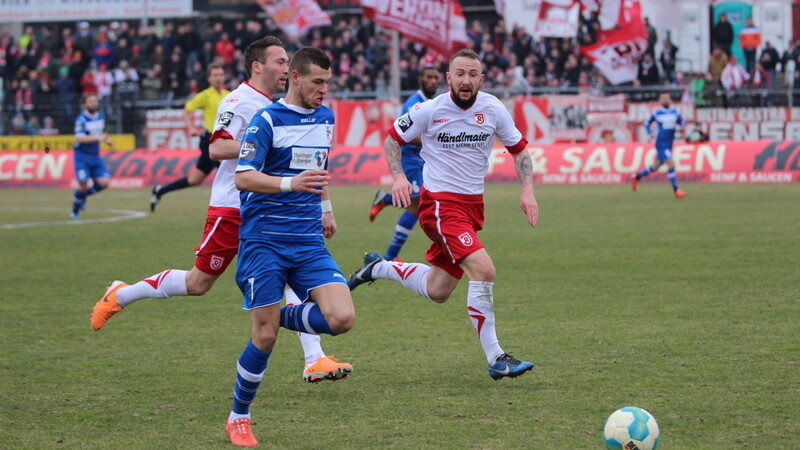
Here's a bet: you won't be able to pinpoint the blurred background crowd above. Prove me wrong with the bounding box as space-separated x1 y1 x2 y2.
2 8 799 136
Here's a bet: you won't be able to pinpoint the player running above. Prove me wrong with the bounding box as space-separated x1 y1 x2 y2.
631 92 687 198
70 93 113 219
90 38 351 393
348 49 539 381
368 66 440 261
227 46 355 446
150 63 229 212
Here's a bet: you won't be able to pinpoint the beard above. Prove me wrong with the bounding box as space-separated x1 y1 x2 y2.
450 86 477 109
86 106 98 114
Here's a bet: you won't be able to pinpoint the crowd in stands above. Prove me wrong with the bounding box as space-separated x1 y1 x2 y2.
1 11 798 136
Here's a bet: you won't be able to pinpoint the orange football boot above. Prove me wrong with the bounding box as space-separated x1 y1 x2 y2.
674 189 687 199
630 175 639 192
91 281 127 331
226 418 258 446
303 355 353 384
369 190 389 222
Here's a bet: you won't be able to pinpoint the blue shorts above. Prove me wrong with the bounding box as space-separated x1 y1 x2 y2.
656 147 673 163
235 239 347 310
401 150 424 197
74 153 110 183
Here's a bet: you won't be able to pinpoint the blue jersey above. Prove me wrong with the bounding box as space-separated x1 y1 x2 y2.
400 90 432 157
73 111 106 156
645 107 686 151
236 99 334 244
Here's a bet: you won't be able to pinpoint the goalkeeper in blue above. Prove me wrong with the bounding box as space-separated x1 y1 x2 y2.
631 93 687 198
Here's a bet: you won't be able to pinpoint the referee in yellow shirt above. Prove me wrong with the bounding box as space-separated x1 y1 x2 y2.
151 63 230 212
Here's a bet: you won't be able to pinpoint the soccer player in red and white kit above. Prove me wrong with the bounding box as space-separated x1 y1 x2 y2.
349 49 539 380
90 38 351 394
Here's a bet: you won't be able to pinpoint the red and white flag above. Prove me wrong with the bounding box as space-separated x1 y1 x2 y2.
580 0 647 85
361 0 468 57
536 0 580 38
255 0 331 41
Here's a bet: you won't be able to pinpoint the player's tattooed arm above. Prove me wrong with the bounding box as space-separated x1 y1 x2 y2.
513 152 534 187
384 136 404 178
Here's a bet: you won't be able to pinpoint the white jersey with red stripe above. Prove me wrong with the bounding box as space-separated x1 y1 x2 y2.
208 81 273 212
389 91 526 195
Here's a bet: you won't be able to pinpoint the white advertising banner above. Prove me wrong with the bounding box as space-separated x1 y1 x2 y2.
0 0 193 22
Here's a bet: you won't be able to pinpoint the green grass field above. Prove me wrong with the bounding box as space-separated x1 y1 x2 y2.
1 183 798 449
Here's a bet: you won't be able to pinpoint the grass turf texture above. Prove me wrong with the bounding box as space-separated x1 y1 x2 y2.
0 183 798 448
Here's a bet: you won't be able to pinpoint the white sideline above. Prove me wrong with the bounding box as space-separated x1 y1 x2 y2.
0 208 147 230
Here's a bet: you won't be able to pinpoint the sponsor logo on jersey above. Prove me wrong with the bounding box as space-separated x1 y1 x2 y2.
459 232 473 246
301 117 317 123
217 111 234 126
397 113 413 132
436 131 492 143
290 147 327 170
474 112 485 124
240 141 256 160
433 118 450 123
246 126 259 134
210 255 225 270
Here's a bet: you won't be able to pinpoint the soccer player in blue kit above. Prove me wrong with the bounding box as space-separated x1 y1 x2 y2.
368 66 441 260
631 92 687 198
226 47 355 446
71 93 113 219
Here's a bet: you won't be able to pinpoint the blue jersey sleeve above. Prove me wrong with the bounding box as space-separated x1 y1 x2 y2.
74 115 88 136
644 113 656 135
236 109 273 173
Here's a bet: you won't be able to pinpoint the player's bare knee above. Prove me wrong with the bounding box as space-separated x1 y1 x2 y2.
327 313 354 334
251 331 277 352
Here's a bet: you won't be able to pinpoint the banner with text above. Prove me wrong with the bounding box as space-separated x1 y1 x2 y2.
2 141 797 188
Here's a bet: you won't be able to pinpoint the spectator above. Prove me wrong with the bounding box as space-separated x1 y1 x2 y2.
38 115 59 135
721 56 749 107
92 34 114 68
688 72 706 107
702 72 723 107
140 67 163 101
214 32 235 66
660 39 679 83
638 52 660 97
739 17 761 74
13 78 34 118
759 41 780 89
74 21 93 60
9 111 33 135
93 62 115 119
712 13 734 57
55 65 78 130
708 46 728 82
750 62 770 106
644 17 657 57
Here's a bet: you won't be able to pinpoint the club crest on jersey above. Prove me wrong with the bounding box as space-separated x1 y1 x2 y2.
217 111 234 126
474 112 485 125
397 113 413 132
326 124 333 144
246 126 259 134
459 232 474 246
210 255 225 270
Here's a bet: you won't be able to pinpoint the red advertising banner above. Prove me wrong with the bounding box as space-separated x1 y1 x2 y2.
330 99 400 147
2 141 797 189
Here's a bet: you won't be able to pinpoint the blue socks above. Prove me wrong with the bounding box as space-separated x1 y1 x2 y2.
280 303 335 335
384 211 417 260
635 166 653 179
667 168 679 190
232 340 270 415
72 185 104 214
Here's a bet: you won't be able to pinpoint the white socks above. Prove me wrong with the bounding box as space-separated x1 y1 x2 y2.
467 281 504 364
116 269 189 307
284 288 325 364
371 261 432 299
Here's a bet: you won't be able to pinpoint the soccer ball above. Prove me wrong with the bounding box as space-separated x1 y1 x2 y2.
603 406 660 450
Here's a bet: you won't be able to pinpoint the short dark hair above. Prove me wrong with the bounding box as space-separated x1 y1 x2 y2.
207 62 225 75
419 65 438 78
244 36 284 79
449 49 480 66
81 93 98 105
289 47 331 75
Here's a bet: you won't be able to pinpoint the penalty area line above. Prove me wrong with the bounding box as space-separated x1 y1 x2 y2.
0 208 147 230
